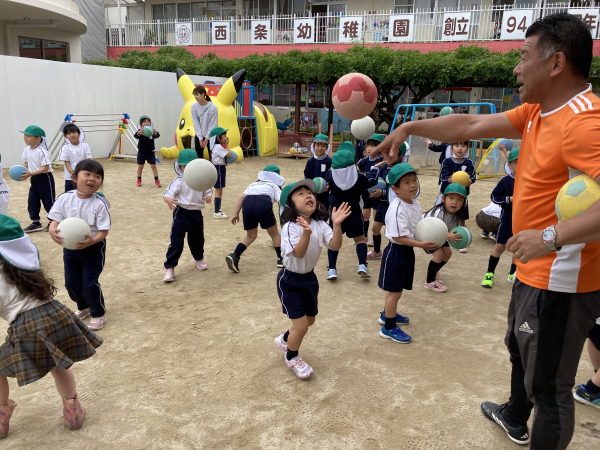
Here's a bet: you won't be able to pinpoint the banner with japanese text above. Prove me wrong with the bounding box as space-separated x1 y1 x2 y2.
568 9 599 36
212 22 230 45
251 20 271 44
388 15 414 42
175 23 192 46
338 17 363 43
294 19 315 43
442 12 472 41
500 10 534 41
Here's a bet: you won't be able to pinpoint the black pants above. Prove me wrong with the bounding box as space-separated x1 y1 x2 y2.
28 173 55 222
64 240 107 318
194 136 212 161
65 180 74 192
503 280 600 449
165 207 205 269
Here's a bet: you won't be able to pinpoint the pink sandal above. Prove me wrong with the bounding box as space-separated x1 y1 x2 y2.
62 396 85 430
0 400 16 439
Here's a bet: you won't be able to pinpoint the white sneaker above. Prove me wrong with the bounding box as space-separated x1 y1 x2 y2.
213 211 228 219
285 354 313 379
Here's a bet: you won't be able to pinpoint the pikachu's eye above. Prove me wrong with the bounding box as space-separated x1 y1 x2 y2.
179 119 185 130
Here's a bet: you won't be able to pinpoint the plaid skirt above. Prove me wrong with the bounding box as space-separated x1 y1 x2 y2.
0 300 103 387
476 211 500 232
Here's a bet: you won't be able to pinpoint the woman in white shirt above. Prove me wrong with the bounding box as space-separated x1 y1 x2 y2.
191 86 218 161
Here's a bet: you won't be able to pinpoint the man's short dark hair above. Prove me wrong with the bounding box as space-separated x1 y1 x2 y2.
63 123 80 135
526 13 593 79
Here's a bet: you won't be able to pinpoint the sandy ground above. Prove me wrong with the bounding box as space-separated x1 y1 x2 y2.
1 155 600 450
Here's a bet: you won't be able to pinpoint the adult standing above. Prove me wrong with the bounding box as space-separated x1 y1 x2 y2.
375 14 600 450
191 86 219 161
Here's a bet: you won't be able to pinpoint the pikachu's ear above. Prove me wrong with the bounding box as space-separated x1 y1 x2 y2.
177 68 196 103
216 69 246 105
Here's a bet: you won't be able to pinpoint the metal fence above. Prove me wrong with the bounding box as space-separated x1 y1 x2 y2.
106 5 600 47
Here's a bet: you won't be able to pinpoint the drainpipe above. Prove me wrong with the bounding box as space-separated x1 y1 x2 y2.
5 20 58 56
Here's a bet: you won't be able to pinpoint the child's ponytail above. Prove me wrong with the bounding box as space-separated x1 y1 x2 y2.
0 262 57 302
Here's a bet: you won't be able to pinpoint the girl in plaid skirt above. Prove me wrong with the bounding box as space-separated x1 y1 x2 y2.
0 215 102 438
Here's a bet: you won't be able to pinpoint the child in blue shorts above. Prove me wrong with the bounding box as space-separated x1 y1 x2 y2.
325 142 378 280
303 134 332 210
274 179 350 379
133 116 161 188
358 134 384 244
210 127 232 219
378 164 438 344
482 148 518 288
226 165 285 272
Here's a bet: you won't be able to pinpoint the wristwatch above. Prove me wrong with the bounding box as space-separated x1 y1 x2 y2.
542 226 562 252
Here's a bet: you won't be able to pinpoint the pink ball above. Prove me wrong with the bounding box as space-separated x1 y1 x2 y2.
332 73 378 120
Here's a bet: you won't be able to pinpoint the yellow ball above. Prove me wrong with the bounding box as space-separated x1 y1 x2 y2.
289 148 295 155
555 173 600 222
452 171 471 187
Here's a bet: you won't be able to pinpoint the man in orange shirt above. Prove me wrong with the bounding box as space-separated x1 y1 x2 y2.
376 13 600 450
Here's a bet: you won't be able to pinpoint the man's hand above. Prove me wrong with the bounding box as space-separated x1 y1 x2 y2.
374 126 409 164
507 229 551 264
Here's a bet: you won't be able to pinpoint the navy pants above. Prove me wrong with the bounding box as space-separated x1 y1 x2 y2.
28 173 55 222
165 206 205 268
64 240 106 318
65 180 74 192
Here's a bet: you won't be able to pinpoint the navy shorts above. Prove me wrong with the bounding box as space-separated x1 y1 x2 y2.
316 191 329 210
378 242 415 292
589 323 600 350
496 211 513 245
374 200 389 223
242 195 276 230
330 203 364 239
214 164 226 188
361 191 373 209
277 268 319 319
424 240 450 255
137 152 156 165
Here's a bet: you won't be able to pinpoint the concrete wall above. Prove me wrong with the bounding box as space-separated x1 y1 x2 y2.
0 55 226 167
72 0 107 62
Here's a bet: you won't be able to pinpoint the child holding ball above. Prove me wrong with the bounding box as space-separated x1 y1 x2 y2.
303 134 332 210
482 148 518 288
59 124 92 192
163 149 212 282
358 134 384 244
227 165 285 272
209 127 231 219
422 184 468 292
378 164 438 344
133 116 161 188
0 215 103 438
48 160 111 331
274 180 351 378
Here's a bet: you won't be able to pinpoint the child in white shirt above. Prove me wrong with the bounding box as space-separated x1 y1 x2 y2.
209 127 232 219
59 123 92 192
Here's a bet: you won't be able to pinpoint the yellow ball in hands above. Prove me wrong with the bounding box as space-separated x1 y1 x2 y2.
452 171 471 187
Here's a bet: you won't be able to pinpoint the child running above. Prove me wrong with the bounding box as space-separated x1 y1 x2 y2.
378 164 438 343
325 143 378 280
48 160 111 331
303 134 332 210
133 116 161 188
481 147 518 288
357 134 384 245
20 125 55 233
209 127 231 219
0 154 8 215
59 124 92 192
0 214 103 437
227 165 285 272
274 180 351 378
163 149 212 282
422 184 468 292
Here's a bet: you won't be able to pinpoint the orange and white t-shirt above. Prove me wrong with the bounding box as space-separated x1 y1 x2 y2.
506 85 600 293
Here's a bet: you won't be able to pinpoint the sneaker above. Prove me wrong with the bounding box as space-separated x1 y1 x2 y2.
367 250 382 260
490 233 498 242
23 222 43 233
62 396 85 430
378 311 409 325
459 248 468 253
480 401 530 445
358 264 371 278
274 332 288 352
481 230 490 239
507 273 515 284
574 384 600 410
367 237 374 247
423 281 447 292
155 179 162 188
379 326 411 344
74 308 90 321
213 211 228 219
326 268 337 280
136 179 142 187
163 268 175 282
277 256 283 268
226 252 240 273
285 354 313 379
482 272 494 288
195 259 208 270
88 315 106 331
44 224 49 232
435 272 443 285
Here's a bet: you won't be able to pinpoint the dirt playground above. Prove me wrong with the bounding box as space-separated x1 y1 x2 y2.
1 155 599 450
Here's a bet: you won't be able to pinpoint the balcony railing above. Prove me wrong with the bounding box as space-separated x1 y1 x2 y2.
106 5 600 47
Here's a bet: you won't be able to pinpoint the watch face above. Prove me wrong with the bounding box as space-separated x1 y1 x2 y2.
543 229 555 241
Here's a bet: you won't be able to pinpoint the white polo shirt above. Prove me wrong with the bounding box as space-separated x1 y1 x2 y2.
48 191 111 237
385 197 422 243
243 181 281 204
281 219 333 274
59 142 92 180
212 144 228 166
22 145 52 173
164 176 212 211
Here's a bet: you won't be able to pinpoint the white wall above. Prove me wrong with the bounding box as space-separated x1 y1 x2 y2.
0 55 226 167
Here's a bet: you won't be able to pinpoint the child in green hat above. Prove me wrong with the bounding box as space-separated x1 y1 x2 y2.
133 116 161 188
358 134 385 244
209 127 232 219
303 134 332 210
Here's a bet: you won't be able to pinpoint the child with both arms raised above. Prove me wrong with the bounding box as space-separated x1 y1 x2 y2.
303 134 332 210
133 115 161 188
59 124 92 192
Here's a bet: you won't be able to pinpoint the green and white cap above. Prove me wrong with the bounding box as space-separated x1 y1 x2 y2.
178 149 198 166
313 134 329 143
258 170 285 186
367 134 385 144
19 125 45 137
331 145 355 169
508 147 520 162
280 179 315 210
443 183 468 198
0 215 40 272
387 163 418 187
263 165 280 174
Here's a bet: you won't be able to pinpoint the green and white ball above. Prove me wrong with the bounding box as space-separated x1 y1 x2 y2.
313 177 327 194
448 226 472 249
57 217 91 250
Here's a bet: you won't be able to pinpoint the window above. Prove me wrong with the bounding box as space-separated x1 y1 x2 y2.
244 0 274 16
152 2 238 21
178 3 192 19
19 38 68 62
153 4 164 20
394 0 413 13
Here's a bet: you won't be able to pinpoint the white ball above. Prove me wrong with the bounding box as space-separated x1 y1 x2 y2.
351 116 376 141
415 217 448 248
183 159 218 192
57 217 92 250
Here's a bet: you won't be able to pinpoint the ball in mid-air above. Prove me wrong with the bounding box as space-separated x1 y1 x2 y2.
448 226 473 249
452 171 471 188
415 217 448 248
440 106 454 116
351 116 376 141
183 159 218 192
555 173 600 222
332 73 378 120
313 177 327 194
499 139 514 151
57 217 92 250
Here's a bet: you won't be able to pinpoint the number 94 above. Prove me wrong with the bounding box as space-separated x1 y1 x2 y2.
506 15 527 33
